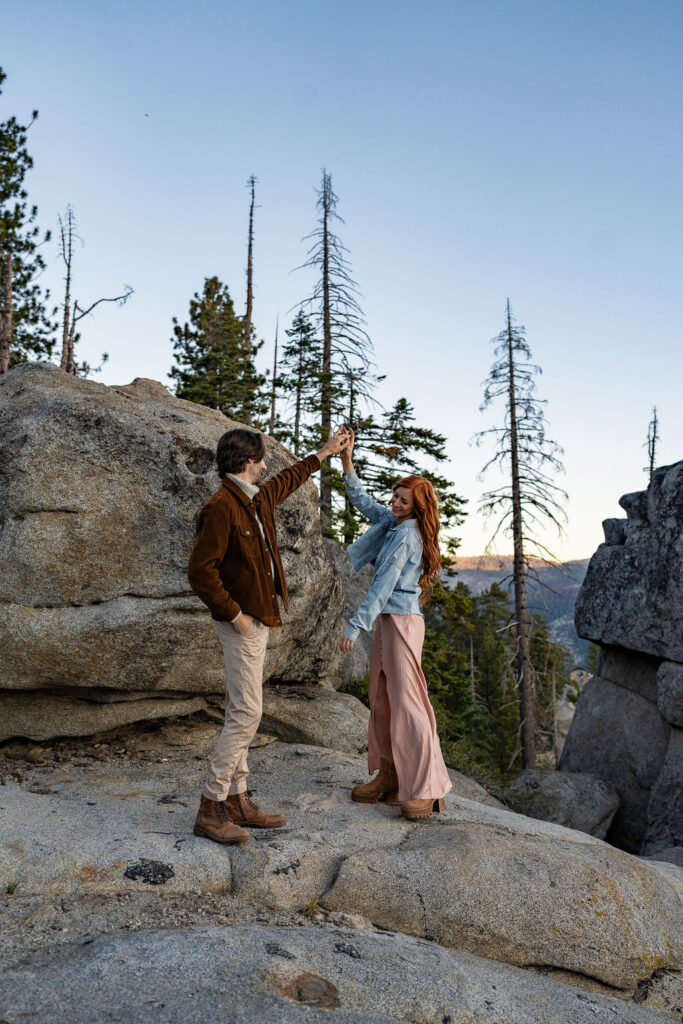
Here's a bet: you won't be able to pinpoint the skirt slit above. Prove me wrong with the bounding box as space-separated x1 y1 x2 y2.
367 614 451 802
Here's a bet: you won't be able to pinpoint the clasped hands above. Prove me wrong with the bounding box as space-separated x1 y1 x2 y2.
316 425 351 461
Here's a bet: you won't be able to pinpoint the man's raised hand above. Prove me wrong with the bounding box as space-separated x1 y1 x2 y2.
316 426 350 462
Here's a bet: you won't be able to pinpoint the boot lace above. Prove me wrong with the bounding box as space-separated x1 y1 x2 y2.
216 800 233 823
244 791 261 813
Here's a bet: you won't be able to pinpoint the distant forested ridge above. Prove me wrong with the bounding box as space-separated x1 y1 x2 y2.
446 557 590 667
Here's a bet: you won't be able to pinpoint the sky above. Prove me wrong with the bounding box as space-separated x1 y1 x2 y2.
4 0 682 559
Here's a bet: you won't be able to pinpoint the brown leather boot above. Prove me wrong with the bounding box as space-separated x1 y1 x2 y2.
352 759 399 804
225 791 286 829
401 797 446 820
193 795 250 844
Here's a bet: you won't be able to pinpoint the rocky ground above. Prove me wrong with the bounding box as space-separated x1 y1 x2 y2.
1 712 681 1023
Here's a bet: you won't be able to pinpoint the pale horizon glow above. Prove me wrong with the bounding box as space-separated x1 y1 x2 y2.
3 0 682 560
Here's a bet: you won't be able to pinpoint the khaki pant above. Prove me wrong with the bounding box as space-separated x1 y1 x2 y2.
202 618 269 802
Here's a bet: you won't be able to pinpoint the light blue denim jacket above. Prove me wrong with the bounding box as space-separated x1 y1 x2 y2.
343 471 423 642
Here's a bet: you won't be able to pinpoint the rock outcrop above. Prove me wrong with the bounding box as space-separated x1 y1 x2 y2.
1 724 681 1006
504 768 620 839
560 462 682 856
323 537 374 687
0 363 345 740
2 923 678 1024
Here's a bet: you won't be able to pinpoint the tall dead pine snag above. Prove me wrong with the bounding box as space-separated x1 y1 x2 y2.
644 406 660 480
475 300 567 768
297 171 374 531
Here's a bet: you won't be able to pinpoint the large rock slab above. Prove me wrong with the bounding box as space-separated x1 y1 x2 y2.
504 768 620 839
574 461 683 662
260 684 369 754
658 661 683 727
323 823 682 990
0 690 212 742
559 676 672 852
0 363 344 739
642 729 683 855
1 733 680 992
0 923 676 1024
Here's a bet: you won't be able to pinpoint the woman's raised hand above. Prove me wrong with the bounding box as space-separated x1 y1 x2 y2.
340 426 355 474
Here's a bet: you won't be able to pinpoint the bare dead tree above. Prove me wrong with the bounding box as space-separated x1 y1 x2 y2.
242 174 258 423
644 406 660 480
474 299 567 769
58 205 77 372
58 205 133 375
296 170 374 531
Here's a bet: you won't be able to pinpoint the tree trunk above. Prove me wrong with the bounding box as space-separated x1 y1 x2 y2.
294 347 303 457
60 226 72 371
343 373 355 544
268 319 278 435
0 252 12 374
243 175 256 425
507 300 536 768
320 174 333 529
66 313 77 375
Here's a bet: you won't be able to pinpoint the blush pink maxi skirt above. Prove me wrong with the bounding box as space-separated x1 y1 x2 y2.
367 613 452 802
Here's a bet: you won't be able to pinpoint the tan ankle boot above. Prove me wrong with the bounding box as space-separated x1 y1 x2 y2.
401 797 446 820
225 792 286 829
352 759 399 804
193 795 250 844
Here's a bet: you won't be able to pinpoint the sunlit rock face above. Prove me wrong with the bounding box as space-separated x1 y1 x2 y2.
561 461 682 855
0 362 344 740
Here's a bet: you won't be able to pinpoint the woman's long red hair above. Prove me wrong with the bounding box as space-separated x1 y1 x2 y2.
393 475 441 603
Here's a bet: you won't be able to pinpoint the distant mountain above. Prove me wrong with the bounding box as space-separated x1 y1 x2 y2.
443 556 591 667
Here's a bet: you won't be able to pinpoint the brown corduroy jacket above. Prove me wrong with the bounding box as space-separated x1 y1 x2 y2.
187 453 321 627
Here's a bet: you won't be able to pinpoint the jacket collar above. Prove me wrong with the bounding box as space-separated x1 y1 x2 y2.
221 476 257 506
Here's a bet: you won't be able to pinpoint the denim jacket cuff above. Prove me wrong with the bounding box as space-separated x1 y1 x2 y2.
343 623 360 642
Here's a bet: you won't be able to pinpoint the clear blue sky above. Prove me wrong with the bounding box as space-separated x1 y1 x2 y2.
4 0 682 558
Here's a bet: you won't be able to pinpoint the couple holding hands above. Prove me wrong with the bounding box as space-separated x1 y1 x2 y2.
187 425 451 845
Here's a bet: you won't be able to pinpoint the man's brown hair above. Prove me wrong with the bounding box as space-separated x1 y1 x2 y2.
216 428 266 477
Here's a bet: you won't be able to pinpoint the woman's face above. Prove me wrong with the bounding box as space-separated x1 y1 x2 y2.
391 485 415 521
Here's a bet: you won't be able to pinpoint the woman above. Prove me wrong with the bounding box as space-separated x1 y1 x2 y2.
339 428 451 820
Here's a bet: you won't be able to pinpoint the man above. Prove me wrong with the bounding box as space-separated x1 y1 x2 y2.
188 426 348 844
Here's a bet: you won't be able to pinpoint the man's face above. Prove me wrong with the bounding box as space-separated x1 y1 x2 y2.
244 455 267 484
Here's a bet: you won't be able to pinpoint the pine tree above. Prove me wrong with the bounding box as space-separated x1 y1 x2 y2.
475 300 567 769
349 397 467 549
170 276 264 421
0 67 56 372
277 310 323 454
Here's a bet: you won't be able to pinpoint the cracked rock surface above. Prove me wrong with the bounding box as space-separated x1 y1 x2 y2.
0 362 344 743
1 923 678 1024
1 720 681 1021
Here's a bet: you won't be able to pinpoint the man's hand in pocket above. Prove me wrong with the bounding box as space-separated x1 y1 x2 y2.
232 614 255 635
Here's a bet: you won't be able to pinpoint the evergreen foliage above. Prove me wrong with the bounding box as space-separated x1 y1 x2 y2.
347 578 573 784
275 310 324 455
474 299 568 768
0 67 56 370
169 276 266 423
344 397 467 550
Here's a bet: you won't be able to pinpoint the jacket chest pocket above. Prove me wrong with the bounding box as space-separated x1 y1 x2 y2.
237 524 260 551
